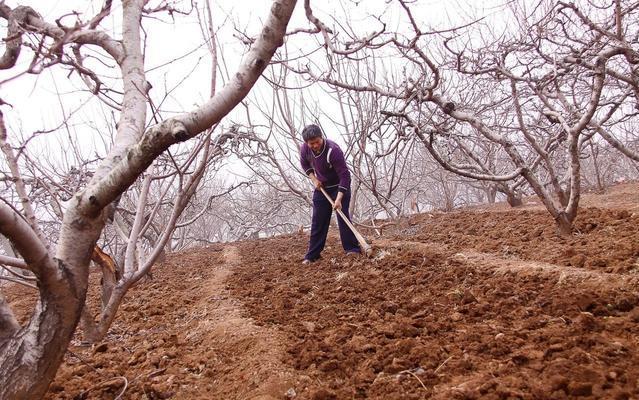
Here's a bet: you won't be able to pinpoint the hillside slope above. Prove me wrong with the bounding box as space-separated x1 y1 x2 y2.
4 183 639 399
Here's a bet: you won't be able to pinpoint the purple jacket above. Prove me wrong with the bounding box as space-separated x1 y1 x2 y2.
300 139 351 193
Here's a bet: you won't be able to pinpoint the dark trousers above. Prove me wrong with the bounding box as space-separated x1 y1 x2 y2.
305 186 361 261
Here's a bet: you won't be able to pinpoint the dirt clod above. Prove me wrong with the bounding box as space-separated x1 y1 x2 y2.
568 382 593 397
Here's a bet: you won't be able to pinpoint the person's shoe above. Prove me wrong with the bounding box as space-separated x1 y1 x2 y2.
345 251 361 258
302 255 322 265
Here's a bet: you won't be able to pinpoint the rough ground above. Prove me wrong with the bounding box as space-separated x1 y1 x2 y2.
4 183 639 399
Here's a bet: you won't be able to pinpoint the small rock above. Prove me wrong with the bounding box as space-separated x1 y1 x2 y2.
144 383 174 400
311 388 337 400
450 312 463 322
527 350 545 360
584 222 597 232
128 349 147 366
163 349 177 359
610 341 627 354
607 371 618 380
614 296 636 312
298 375 312 385
362 343 376 352
617 210 630 219
568 382 592 397
49 383 64 393
544 343 565 359
511 353 529 365
144 340 158 351
381 301 399 314
348 335 368 352
570 254 586 268
550 377 568 391
413 367 426 375
165 333 180 346
462 290 477 304
387 357 410 373
574 294 596 311
574 312 598 331
149 354 161 367
318 360 339 372
368 309 381 320
302 321 316 333
93 343 108 353
495 333 505 340
285 387 297 398
379 325 397 338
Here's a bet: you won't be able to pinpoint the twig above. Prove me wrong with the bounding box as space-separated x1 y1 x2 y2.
0 264 36 281
69 349 129 400
398 369 428 391
0 275 37 289
434 355 453 374
130 367 167 385
76 376 128 399
67 349 102 374
114 377 129 400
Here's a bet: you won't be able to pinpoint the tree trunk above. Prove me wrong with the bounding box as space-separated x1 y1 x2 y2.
0 200 100 399
0 301 81 399
506 191 523 207
556 212 573 236
590 141 605 192
0 292 19 342
556 188 569 207
0 236 94 399
486 185 497 204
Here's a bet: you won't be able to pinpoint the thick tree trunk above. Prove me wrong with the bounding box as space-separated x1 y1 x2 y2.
506 191 523 207
0 0 297 397
556 212 574 236
0 299 81 399
0 205 102 399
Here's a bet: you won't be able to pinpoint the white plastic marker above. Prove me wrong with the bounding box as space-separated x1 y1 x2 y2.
319 186 373 257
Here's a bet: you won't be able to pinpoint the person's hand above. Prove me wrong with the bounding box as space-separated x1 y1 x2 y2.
333 198 342 210
333 193 343 210
310 174 322 190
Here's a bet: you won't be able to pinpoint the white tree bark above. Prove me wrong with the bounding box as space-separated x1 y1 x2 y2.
0 111 47 244
0 0 297 398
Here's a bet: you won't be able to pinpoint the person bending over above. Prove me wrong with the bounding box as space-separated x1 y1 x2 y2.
299 124 361 264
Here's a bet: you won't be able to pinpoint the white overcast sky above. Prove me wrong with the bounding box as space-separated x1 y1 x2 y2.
0 0 515 170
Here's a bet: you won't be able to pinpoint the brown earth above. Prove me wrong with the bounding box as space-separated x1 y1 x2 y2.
7 246 297 400
3 183 639 399
385 183 639 274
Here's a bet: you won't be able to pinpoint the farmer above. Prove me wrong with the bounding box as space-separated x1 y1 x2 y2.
300 124 361 264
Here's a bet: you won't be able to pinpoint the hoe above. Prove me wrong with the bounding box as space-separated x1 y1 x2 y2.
319 186 373 257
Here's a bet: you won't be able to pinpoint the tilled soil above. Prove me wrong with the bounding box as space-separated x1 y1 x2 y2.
387 206 639 274
9 246 296 400
228 233 639 399
3 184 639 399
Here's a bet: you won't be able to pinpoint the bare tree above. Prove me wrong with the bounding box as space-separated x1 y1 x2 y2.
0 1 296 398
283 0 639 234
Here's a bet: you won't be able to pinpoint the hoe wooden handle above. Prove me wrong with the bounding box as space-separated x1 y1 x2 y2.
319 187 372 257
